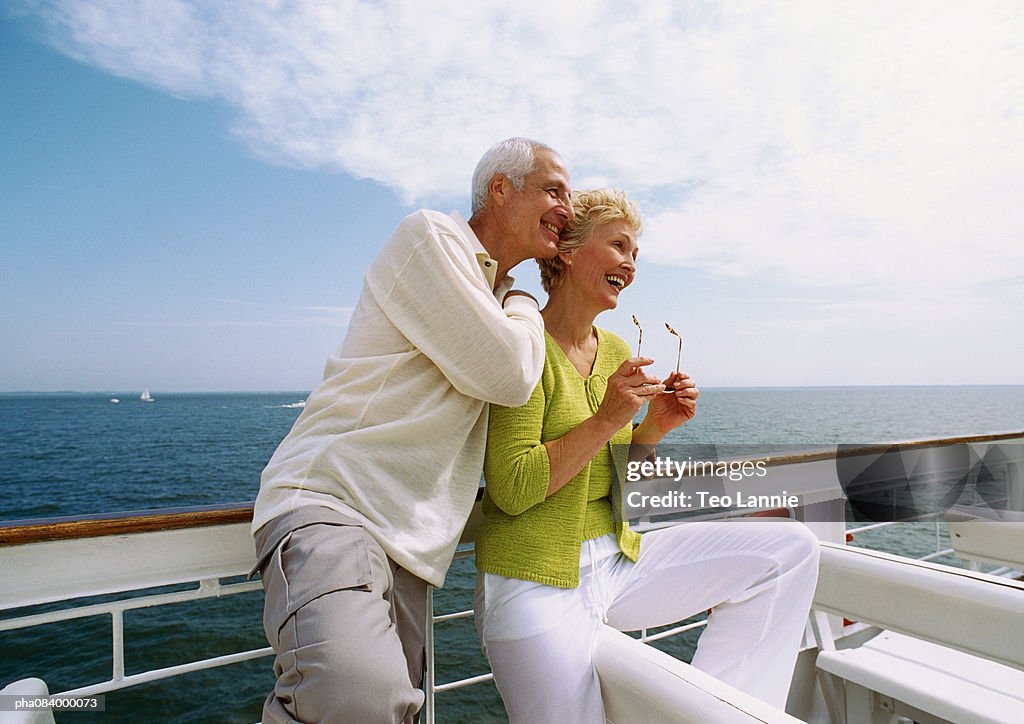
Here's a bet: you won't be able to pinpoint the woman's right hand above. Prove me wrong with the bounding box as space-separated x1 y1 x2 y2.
595 357 664 429
538 357 662 499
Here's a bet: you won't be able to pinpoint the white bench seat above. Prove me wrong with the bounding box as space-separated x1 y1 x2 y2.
812 542 1024 724
817 630 1024 724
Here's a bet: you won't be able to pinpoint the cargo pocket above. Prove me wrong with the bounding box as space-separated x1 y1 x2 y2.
261 520 374 648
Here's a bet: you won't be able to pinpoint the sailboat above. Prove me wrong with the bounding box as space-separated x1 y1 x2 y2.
140 389 155 402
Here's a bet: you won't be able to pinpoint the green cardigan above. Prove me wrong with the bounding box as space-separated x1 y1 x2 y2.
476 327 641 588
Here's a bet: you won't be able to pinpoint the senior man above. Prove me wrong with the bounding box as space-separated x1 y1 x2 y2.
252 138 573 723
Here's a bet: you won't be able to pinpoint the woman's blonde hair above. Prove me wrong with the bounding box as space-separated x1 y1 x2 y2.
538 188 642 293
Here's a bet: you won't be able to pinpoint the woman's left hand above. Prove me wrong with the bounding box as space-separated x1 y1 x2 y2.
646 372 699 434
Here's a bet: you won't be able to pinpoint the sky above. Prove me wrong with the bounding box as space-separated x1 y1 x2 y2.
2 0 1022 392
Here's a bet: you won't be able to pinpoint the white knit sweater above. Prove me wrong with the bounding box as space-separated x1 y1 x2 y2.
253 210 545 587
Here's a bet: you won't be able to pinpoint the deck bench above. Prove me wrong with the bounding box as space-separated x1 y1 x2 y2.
811 542 1024 724
816 629 1024 724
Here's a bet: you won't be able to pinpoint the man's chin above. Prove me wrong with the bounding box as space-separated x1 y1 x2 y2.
537 241 560 259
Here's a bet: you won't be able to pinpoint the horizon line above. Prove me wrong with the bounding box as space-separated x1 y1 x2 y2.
4 383 1024 396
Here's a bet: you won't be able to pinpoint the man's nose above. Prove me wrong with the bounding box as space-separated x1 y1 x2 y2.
558 192 573 220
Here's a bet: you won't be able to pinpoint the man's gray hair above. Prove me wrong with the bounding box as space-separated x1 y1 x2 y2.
471 137 555 216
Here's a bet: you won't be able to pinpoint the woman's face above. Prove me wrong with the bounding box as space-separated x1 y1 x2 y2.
561 219 638 311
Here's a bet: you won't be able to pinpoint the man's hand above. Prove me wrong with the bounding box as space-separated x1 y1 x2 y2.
503 290 539 305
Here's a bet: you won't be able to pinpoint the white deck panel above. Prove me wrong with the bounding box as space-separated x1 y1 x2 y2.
0 522 257 609
946 512 1024 570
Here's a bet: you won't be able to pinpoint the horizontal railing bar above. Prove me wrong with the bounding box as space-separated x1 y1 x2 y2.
434 672 494 694
846 510 947 536
743 431 1023 469
433 609 474 624
0 579 262 632
846 521 899 534
0 502 255 547
639 619 708 643
55 646 274 698
917 548 956 562
986 567 1017 577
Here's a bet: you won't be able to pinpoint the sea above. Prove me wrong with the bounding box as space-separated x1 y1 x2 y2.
1 387 1022 723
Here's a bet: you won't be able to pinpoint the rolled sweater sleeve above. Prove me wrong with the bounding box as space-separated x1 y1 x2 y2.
366 212 544 408
483 374 551 516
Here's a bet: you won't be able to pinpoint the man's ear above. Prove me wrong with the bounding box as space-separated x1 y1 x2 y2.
488 173 509 208
558 249 574 265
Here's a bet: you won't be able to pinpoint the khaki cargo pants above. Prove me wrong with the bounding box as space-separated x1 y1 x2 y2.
254 506 427 723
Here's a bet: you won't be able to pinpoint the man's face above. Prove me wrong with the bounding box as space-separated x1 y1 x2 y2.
503 149 573 261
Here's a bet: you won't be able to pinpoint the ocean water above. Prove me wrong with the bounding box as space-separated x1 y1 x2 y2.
1 387 1021 722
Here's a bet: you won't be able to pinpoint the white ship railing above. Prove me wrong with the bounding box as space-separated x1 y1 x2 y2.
1 432 1021 722
0 504 270 701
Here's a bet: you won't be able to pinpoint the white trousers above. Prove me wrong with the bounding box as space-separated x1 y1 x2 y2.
475 520 820 723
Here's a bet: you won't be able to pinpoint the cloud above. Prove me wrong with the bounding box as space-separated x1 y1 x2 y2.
26 0 1024 295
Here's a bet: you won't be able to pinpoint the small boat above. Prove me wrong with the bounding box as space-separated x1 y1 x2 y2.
109 398 120 404
140 389 154 403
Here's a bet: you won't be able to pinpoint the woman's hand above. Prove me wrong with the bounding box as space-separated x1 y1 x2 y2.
538 357 661 498
633 371 699 444
594 357 664 429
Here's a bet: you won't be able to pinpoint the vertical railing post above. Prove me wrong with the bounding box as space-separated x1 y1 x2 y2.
422 585 435 724
111 608 125 682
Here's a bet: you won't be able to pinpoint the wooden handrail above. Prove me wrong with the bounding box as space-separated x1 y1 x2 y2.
0 502 254 547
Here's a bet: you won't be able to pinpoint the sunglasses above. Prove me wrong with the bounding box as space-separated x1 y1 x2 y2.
631 316 683 390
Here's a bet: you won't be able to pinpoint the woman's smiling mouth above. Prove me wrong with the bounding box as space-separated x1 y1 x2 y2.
605 274 626 290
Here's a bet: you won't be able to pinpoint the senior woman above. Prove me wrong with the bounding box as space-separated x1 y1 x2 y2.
474 189 819 722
